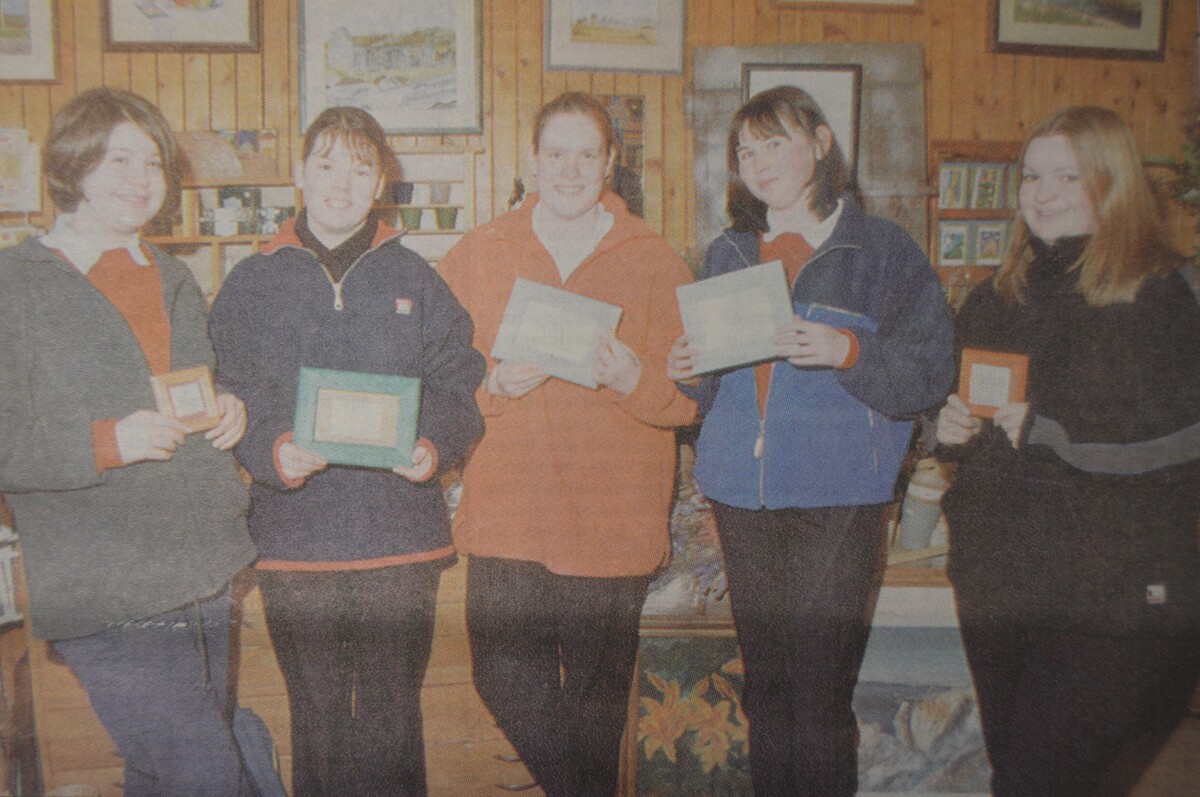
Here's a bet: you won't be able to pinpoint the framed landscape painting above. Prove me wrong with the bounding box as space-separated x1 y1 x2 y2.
544 0 685 74
103 0 260 52
989 0 1167 61
0 0 56 82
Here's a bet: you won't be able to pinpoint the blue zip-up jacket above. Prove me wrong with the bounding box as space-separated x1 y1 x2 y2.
208 218 485 565
682 196 954 509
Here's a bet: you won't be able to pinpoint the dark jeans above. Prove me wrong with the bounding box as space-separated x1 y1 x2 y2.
54 587 252 797
957 618 1200 797
465 556 648 797
257 563 442 797
711 502 887 797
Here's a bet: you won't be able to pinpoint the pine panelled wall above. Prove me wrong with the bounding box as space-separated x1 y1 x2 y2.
2 0 1197 256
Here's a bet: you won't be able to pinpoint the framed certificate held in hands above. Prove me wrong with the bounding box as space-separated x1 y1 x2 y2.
293 367 421 469
676 260 794 375
957 348 1029 418
491 278 623 389
151 366 221 433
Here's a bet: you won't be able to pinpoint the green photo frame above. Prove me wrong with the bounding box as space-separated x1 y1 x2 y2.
293 367 420 469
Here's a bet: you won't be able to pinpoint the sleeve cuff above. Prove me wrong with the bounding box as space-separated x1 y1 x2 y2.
92 418 123 473
835 329 859 369
273 431 305 489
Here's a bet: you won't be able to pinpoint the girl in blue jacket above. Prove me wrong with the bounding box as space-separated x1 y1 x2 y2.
669 85 954 797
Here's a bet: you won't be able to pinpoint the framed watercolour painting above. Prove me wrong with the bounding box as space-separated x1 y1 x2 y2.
742 63 863 177
103 0 260 52
989 0 1167 61
0 0 56 82
299 0 482 135
151 366 221 434
770 0 919 8
544 0 685 74
937 222 969 266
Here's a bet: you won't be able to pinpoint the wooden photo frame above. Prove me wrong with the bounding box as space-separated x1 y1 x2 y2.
299 0 483 135
293 367 421 470
151 366 221 433
544 0 685 75
0 0 57 82
742 62 863 178
989 0 1167 61
103 0 260 52
957 348 1029 418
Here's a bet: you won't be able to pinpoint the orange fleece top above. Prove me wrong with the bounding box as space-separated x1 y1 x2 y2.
438 193 696 578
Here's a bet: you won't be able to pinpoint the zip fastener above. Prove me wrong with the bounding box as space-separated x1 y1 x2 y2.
867 407 879 472
756 364 772 507
321 247 376 311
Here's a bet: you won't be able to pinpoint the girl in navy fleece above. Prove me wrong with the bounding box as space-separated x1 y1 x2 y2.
209 107 484 797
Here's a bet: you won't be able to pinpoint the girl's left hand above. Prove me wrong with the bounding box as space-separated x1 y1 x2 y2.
393 444 434 482
774 316 850 368
207 393 247 450
594 331 641 395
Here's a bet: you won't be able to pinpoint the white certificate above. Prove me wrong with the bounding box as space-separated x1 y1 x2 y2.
491 278 623 389
676 260 795 375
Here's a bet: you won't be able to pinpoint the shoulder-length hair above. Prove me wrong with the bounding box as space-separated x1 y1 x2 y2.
725 85 850 234
301 106 399 185
995 105 1182 306
43 88 182 221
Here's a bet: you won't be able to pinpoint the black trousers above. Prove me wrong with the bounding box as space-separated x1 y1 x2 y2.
465 556 649 797
711 502 887 797
957 617 1200 797
257 563 442 797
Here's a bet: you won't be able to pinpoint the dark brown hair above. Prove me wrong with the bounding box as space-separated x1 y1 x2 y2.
43 88 181 220
995 105 1181 306
725 85 850 233
532 92 618 162
301 106 398 184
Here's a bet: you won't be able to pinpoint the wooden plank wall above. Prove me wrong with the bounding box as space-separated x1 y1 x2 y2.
1 0 1196 256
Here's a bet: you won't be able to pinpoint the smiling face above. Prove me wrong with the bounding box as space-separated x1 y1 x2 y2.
74 122 166 239
533 111 614 224
296 137 383 247
735 117 830 215
1019 134 1097 245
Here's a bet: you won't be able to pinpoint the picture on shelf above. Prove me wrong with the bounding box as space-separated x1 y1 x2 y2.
937 222 969 266
968 163 1005 210
937 163 969 210
970 221 1008 267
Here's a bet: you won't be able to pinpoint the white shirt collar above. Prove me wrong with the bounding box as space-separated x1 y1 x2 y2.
40 214 149 275
763 198 844 251
531 201 614 282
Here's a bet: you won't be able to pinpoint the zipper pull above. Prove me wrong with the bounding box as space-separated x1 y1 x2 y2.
332 282 344 311
754 422 764 459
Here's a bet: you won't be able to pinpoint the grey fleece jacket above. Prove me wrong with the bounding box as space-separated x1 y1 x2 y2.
0 237 256 640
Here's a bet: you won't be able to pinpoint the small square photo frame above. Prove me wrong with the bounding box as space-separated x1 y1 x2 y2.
293 367 421 469
937 222 970 266
957 348 1028 418
151 366 220 433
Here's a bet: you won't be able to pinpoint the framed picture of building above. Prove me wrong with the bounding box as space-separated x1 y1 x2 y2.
299 0 482 135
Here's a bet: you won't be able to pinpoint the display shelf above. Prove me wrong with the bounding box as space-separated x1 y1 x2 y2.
928 139 1022 310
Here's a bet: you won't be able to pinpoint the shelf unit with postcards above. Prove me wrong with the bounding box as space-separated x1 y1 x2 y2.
928 140 1022 310
382 144 480 266
143 176 297 303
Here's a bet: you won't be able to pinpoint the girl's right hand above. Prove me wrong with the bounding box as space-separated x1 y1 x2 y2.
935 394 983 446
667 334 700 383
115 410 189 465
278 442 329 481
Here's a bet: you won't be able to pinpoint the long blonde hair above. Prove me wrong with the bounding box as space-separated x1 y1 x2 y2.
995 105 1181 306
